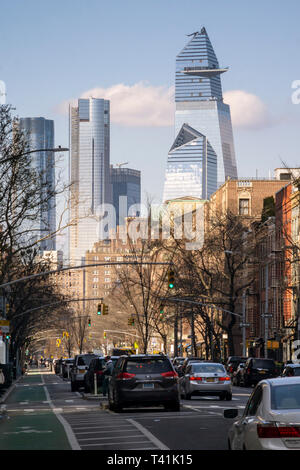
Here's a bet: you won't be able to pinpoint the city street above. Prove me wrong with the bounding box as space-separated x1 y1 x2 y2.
0 368 252 451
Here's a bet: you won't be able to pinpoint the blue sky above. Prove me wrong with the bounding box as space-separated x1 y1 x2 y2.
1 0 300 204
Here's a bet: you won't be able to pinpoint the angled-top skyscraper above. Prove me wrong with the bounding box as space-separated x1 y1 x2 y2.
163 27 238 202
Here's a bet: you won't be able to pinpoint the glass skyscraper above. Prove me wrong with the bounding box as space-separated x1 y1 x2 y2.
69 98 112 263
163 27 238 201
19 117 56 251
110 166 141 226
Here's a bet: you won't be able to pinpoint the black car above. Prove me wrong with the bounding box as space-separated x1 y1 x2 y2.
84 357 106 393
226 356 248 377
240 358 278 387
108 354 180 412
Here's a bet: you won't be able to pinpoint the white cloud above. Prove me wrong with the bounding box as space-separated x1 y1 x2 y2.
57 82 175 127
224 90 272 130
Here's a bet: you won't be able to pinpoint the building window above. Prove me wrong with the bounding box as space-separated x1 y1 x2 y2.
239 199 250 215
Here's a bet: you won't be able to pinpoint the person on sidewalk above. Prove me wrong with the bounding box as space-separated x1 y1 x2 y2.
102 356 113 397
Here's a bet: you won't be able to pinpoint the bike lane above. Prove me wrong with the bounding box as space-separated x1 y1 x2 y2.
0 369 72 450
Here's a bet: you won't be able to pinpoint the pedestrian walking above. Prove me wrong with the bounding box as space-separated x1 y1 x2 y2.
102 356 114 397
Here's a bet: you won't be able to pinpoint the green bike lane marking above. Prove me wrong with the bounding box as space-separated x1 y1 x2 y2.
0 371 73 450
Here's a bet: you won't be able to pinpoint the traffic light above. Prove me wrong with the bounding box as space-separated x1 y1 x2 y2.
128 317 135 326
103 331 107 339
168 269 175 289
159 304 164 314
103 304 109 315
97 304 102 315
88 317 91 327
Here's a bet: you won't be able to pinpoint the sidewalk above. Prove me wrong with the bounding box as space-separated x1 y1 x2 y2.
0 369 72 450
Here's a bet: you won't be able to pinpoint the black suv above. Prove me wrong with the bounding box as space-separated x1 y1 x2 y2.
240 358 278 387
108 355 180 412
84 357 106 393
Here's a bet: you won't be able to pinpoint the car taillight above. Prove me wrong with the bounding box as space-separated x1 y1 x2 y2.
116 372 136 379
229 366 233 373
219 377 231 381
257 423 300 438
161 371 178 378
246 368 251 374
190 376 202 381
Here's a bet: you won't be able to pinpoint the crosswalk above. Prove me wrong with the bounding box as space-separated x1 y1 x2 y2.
62 412 169 450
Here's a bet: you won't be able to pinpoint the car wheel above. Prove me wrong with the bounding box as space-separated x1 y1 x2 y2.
165 401 180 412
185 390 192 400
228 439 232 450
226 392 232 401
113 390 123 412
71 380 78 392
219 393 226 401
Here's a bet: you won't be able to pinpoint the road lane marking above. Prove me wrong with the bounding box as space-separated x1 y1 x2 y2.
41 375 80 450
127 418 169 450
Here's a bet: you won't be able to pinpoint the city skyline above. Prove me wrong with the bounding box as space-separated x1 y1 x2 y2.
2 1 300 205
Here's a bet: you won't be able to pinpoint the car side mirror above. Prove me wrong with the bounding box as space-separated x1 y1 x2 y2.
224 409 239 419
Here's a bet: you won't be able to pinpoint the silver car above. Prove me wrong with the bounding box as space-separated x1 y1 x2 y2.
225 377 300 450
180 362 232 400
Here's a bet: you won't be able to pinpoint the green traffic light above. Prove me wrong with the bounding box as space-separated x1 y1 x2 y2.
169 283 174 289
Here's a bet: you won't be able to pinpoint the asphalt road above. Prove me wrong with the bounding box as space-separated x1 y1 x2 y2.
0 368 252 451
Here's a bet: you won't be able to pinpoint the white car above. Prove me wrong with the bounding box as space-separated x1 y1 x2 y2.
225 377 300 450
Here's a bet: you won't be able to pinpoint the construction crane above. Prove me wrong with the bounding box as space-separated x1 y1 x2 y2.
115 162 129 168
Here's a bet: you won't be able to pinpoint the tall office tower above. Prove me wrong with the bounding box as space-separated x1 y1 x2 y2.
69 98 112 264
163 27 238 202
110 166 141 226
163 123 217 201
19 117 56 251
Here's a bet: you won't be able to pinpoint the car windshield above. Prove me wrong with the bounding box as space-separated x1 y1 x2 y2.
125 358 172 374
77 355 96 366
191 364 226 374
271 384 300 410
253 359 275 369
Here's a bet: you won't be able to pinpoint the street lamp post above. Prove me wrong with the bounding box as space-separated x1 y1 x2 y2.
0 146 69 165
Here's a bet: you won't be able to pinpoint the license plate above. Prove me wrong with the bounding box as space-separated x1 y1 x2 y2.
259 371 266 374
206 378 215 382
79 370 86 374
143 383 154 389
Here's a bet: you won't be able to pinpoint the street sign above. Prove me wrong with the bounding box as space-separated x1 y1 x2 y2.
0 320 10 333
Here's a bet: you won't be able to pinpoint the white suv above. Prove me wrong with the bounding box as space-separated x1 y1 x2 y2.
70 354 98 392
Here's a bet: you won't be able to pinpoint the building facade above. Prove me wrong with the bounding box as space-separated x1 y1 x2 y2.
163 27 238 202
69 98 112 264
19 117 56 251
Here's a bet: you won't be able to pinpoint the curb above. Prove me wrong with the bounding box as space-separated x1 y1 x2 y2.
0 375 23 404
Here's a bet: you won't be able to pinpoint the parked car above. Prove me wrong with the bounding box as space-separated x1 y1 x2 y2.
232 363 245 386
239 358 278 387
224 377 300 450
70 354 98 392
84 356 106 393
180 362 232 400
226 356 248 377
281 363 300 377
62 358 74 378
108 354 180 412
180 357 209 376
